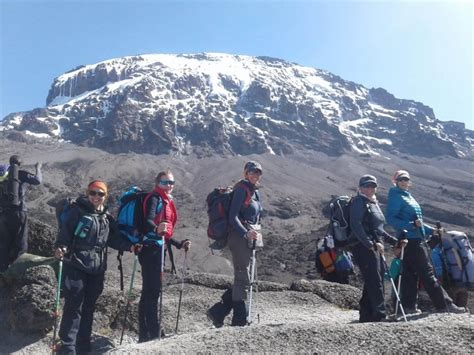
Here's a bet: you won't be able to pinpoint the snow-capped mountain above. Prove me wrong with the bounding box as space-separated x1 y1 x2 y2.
1 53 472 158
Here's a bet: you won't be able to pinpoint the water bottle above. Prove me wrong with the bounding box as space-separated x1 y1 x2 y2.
74 215 94 238
333 221 345 242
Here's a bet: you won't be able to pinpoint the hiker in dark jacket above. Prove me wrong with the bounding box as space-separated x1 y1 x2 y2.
0 155 42 272
349 175 400 322
207 161 263 327
54 180 136 354
386 170 466 314
138 169 190 343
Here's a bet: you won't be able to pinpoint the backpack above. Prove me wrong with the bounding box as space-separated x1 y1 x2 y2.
117 186 149 244
55 197 77 231
327 196 352 246
432 231 474 289
206 181 252 249
315 234 354 284
0 163 20 208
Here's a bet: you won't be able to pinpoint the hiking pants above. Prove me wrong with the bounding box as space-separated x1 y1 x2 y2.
138 246 163 341
58 264 105 355
352 243 386 322
0 209 27 272
400 240 451 310
228 229 253 302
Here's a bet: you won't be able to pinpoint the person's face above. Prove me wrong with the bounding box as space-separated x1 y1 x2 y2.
87 189 106 209
245 169 262 186
359 183 377 198
396 177 410 191
157 173 175 195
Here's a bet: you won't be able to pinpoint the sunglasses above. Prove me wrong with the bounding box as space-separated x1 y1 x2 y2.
88 190 106 197
397 177 410 182
361 183 377 188
159 180 175 186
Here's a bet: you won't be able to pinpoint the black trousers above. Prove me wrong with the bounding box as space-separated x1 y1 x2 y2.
352 243 386 322
58 264 105 355
0 209 28 272
400 240 451 310
138 246 163 341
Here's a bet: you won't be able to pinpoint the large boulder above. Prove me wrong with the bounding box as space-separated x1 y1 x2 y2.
8 265 57 333
28 218 56 257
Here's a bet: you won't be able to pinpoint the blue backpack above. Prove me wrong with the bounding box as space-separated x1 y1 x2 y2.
117 186 150 243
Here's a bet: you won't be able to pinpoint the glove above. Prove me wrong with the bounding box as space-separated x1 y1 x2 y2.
130 244 143 254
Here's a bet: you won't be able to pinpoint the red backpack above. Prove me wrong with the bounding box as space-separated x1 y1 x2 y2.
206 181 251 249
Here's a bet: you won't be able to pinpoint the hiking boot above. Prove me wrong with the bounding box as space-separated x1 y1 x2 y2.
404 307 422 315
231 301 247 327
207 289 233 327
445 304 468 314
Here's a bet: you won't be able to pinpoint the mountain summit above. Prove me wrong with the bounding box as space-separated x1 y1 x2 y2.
1 53 472 157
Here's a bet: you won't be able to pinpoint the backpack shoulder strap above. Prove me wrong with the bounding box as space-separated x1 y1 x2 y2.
235 181 253 207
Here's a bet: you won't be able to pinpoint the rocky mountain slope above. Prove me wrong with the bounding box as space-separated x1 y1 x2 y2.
1 53 473 158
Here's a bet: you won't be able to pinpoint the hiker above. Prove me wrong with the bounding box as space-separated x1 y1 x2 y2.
54 180 137 354
386 170 466 314
207 161 263 327
138 169 191 343
348 175 401 322
0 155 42 272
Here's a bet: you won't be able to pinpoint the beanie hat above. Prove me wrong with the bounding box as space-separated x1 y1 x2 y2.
392 170 410 185
87 180 108 195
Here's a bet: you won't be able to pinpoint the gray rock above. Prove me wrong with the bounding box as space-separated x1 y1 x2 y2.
8 265 57 333
290 279 361 309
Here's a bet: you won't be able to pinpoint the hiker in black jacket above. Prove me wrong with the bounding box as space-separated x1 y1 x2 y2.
54 180 136 354
349 175 402 323
207 161 263 327
0 155 42 272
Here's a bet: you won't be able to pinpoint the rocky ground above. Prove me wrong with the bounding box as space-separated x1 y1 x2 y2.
1 269 472 354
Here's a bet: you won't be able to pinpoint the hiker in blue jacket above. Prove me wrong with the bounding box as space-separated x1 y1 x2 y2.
54 180 137 354
386 170 466 314
207 161 263 327
0 155 42 272
349 175 400 322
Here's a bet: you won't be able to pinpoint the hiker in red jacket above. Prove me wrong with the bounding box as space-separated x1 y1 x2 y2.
138 169 190 342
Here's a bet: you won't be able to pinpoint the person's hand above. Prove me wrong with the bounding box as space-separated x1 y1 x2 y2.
35 162 42 170
398 239 408 248
245 229 258 241
414 219 422 228
130 244 142 254
181 239 191 252
155 222 168 235
374 242 384 255
54 246 67 260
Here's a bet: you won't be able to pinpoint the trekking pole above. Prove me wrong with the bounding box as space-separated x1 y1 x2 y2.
247 240 257 325
381 253 407 322
175 249 188 333
117 251 124 292
51 258 63 354
158 234 165 340
120 254 139 345
394 244 405 316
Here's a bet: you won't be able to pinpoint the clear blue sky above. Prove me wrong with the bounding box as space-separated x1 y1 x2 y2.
1 0 472 129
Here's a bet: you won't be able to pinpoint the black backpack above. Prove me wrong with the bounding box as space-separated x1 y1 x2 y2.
327 195 352 246
0 164 20 208
206 181 251 249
